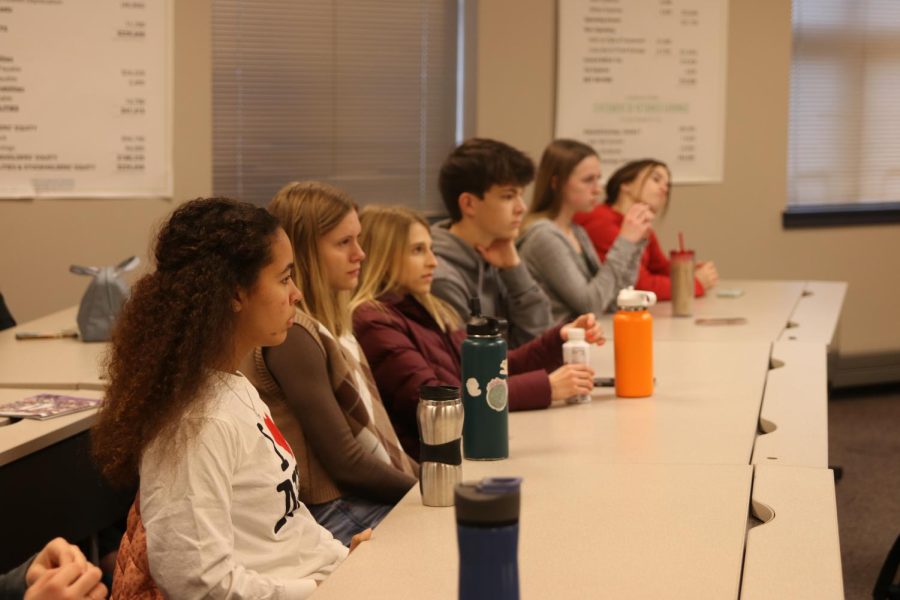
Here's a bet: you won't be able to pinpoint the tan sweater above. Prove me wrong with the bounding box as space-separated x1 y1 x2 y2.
244 310 417 506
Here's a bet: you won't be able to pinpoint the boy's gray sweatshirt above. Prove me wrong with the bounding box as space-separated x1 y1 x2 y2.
430 220 553 348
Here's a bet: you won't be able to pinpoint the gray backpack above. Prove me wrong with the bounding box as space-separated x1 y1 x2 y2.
70 256 140 342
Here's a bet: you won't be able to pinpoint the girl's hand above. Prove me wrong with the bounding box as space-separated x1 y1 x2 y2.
562 313 605 345
349 528 373 553
620 203 654 243
475 238 521 269
695 261 719 290
549 364 596 405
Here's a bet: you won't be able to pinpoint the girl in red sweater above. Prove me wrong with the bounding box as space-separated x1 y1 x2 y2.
574 159 719 300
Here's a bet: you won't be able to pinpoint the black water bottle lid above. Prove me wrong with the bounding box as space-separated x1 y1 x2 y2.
455 477 522 527
467 316 504 336
466 296 505 336
420 385 460 401
466 296 487 335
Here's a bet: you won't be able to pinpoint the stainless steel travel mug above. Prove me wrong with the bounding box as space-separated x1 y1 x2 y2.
417 385 464 506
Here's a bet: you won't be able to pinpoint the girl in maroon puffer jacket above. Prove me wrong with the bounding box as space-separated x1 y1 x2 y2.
352 205 605 460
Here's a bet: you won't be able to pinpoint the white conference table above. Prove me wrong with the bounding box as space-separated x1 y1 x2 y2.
314 279 846 599
0 307 107 468
741 464 844 600
316 458 753 600
525 339 770 466
0 387 101 467
0 306 106 390
0 283 845 598
315 341 843 598
596 279 846 346
752 341 829 469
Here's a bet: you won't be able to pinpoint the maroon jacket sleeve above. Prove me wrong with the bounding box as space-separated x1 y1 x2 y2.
505 323 564 412
353 306 453 435
508 324 564 374
507 370 552 412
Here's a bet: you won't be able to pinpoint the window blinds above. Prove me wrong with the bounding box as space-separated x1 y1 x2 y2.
212 0 459 211
789 0 900 205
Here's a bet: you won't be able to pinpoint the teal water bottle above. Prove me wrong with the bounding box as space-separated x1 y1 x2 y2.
461 298 509 460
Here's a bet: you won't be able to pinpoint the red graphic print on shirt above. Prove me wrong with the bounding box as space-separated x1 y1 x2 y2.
256 414 301 534
264 413 294 458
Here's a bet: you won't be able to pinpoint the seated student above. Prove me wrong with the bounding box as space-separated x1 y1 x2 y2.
518 139 655 322
352 205 601 459
92 198 360 599
574 159 719 300
245 182 418 546
0 538 106 600
431 138 553 348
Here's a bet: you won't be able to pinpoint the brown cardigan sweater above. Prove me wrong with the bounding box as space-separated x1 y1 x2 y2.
243 310 417 506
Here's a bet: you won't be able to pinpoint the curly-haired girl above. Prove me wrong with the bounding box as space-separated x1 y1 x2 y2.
93 198 361 599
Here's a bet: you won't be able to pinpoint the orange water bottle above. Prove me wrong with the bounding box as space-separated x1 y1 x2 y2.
613 287 657 398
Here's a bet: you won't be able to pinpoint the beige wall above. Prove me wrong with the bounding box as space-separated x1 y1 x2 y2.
477 0 900 378
3 0 897 380
0 1 212 323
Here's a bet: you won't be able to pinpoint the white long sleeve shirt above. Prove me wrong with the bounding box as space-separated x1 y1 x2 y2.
140 371 348 599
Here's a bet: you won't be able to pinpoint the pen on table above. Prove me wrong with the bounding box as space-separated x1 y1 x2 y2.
15 329 79 340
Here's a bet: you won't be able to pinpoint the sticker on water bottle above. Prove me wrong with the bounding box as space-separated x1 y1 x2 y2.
466 378 481 397
485 377 508 412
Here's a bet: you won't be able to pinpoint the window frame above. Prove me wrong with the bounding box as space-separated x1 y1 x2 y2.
784 0 900 229
210 0 475 213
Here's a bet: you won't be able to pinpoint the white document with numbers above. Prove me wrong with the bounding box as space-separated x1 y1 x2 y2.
556 0 727 183
0 0 172 198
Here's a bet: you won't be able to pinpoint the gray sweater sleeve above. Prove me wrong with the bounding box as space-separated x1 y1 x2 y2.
0 555 32 599
497 262 554 346
521 225 643 315
594 234 645 306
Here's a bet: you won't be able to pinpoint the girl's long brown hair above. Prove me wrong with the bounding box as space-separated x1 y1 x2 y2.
92 198 280 487
268 181 357 337
528 139 599 223
604 158 670 208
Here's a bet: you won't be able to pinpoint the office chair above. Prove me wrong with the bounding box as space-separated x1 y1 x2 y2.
874 533 900 599
0 293 15 331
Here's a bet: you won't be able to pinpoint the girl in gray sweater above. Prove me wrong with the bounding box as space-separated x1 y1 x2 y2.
518 139 654 322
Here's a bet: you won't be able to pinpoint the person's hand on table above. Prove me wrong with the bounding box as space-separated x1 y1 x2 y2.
548 363 595 405
561 313 604 345
349 528 373 553
695 261 718 290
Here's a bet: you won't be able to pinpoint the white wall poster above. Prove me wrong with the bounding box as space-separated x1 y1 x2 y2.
556 0 728 183
0 0 171 198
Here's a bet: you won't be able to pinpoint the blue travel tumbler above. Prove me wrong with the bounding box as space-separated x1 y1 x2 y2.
455 477 522 600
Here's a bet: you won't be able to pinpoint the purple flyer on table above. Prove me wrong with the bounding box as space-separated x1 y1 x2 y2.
0 393 102 420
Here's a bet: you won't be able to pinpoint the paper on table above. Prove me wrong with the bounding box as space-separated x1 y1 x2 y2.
0 393 102 420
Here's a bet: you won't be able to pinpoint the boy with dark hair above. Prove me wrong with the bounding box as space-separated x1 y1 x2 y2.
431 138 553 347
